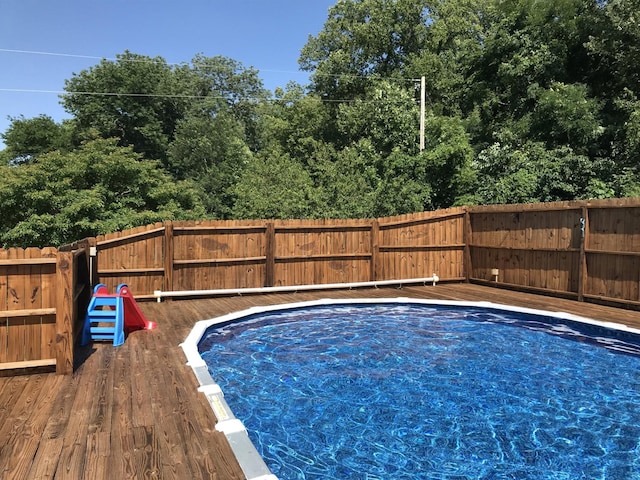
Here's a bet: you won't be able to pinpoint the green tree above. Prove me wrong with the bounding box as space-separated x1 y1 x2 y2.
256 83 337 164
188 54 268 150
374 148 433 216
467 0 596 146
1 115 74 164
165 55 268 217
337 80 419 154
617 95 640 165
232 146 321 219
420 115 476 208
167 113 252 218
373 115 475 213
0 138 205 247
474 141 615 204
319 139 380 218
586 0 640 96
531 82 603 152
62 51 190 162
406 0 489 116
300 0 431 100
585 0 640 183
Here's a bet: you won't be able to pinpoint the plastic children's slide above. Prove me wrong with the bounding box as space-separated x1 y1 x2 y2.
117 284 157 335
82 283 156 346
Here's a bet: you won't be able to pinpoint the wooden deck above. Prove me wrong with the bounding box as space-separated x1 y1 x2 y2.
3 283 640 479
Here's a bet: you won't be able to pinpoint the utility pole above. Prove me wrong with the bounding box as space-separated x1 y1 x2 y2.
419 76 425 152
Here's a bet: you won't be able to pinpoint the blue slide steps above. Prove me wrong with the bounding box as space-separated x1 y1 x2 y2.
81 284 125 347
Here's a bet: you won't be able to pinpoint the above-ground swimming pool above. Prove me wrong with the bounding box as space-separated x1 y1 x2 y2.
187 300 640 479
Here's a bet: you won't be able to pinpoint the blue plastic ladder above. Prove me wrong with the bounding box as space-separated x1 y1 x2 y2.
81 284 125 347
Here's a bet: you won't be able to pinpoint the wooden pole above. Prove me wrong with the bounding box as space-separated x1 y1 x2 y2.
265 222 276 287
463 209 472 282
370 219 380 281
577 206 588 302
163 221 174 296
55 251 74 375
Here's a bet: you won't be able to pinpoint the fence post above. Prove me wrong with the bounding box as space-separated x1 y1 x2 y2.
163 221 174 295
55 251 74 375
265 222 275 287
87 237 98 288
464 209 473 282
577 205 588 302
370 219 380 281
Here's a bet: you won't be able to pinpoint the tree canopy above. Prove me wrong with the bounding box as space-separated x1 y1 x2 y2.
0 138 205 247
1 0 639 247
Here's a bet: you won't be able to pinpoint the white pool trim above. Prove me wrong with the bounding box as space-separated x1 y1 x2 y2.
181 297 640 480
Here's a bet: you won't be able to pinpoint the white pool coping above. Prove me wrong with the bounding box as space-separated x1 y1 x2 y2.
180 297 640 480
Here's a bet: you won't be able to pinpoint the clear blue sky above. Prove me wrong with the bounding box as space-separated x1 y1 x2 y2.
0 0 337 147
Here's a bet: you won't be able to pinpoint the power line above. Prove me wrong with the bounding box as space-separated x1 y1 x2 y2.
0 48 179 64
0 48 425 106
0 87 420 106
0 48 306 75
0 47 421 83
0 47 307 77
0 88 210 99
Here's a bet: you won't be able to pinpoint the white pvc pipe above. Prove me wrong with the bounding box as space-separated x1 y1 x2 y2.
154 274 440 302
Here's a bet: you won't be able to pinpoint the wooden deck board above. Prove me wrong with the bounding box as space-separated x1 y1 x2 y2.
55 364 95 480
0 376 29 429
0 374 64 479
2 283 640 479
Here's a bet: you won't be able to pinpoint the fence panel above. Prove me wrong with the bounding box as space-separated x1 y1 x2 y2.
40 247 58 361
87 197 640 307
273 219 373 286
468 205 582 295
0 247 58 372
96 223 165 296
585 204 640 303
377 209 466 281
171 220 267 291
6 248 25 362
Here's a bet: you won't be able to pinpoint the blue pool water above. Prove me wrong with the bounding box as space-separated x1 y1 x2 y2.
199 304 640 479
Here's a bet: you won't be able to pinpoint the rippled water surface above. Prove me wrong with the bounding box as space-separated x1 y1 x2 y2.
199 304 640 479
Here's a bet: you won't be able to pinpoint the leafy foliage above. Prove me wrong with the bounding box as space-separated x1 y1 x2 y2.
233 147 321 219
2 0 640 247
1 115 74 164
300 0 430 99
0 139 205 247
62 51 188 162
168 112 252 218
474 141 614 204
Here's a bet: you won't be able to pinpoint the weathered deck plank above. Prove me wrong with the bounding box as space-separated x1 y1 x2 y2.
0 374 64 479
2 284 640 479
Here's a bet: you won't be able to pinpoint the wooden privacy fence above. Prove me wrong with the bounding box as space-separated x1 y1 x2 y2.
0 243 92 375
95 197 640 310
4 197 640 375
95 208 467 298
468 197 640 307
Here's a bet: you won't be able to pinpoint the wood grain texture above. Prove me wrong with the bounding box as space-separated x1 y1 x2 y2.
5 198 640 373
4 284 640 479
